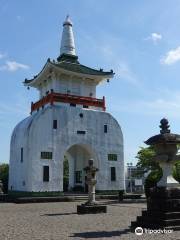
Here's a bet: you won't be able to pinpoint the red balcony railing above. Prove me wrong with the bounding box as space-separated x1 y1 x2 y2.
31 92 106 113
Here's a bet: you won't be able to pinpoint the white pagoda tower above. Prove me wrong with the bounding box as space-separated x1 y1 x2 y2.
9 16 124 193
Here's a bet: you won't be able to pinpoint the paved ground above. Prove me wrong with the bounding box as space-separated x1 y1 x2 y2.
0 201 179 240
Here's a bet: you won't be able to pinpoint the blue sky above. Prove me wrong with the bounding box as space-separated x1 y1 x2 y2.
1 0 180 165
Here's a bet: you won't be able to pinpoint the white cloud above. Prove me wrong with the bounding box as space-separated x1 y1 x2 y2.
0 102 28 117
110 91 180 119
100 44 140 87
116 62 140 86
0 61 29 71
0 52 6 59
0 92 31 124
16 15 22 21
161 46 180 65
145 32 162 44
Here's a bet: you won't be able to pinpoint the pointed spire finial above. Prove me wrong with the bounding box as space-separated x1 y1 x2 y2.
60 15 76 56
63 15 72 27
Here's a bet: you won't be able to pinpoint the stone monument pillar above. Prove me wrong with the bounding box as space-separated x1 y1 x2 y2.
131 118 180 231
77 159 107 214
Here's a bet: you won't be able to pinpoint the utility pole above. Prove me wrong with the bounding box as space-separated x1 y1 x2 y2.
127 162 133 193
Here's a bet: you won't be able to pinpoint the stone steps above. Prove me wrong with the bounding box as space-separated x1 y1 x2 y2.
131 212 180 231
137 215 180 226
13 194 118 203
142 210 180 219
147 199 180 211
131 220 180 231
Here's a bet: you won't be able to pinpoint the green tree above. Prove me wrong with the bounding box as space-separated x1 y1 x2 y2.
136 146 158 171
0 163 9 193
136 146 162 197
173 161 180 182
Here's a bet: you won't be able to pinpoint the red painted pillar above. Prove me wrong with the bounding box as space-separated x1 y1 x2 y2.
103 96 106 111
50 92 54 105
30 102 33 114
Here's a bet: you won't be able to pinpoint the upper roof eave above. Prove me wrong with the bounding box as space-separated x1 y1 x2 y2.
51 62 114 80
24 59 114 87
23 59 51 86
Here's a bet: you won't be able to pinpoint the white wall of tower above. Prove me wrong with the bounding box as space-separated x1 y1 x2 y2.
38 75 97 98
9 105 124 192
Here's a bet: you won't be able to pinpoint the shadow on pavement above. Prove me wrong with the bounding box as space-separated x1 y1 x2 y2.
70 228 131 238
42 212 77 216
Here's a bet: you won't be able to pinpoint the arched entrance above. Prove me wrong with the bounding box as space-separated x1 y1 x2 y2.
63 144 96 192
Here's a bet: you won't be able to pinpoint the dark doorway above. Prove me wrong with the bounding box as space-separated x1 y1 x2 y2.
63 156 69 192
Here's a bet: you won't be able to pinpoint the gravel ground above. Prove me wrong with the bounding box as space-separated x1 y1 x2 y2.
0 201 179 240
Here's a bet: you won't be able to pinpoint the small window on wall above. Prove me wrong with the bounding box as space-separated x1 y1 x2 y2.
70 103 76 107
21 148 23 162
43 166 49 182
75 171 82 183
53 120 57 129
77 131 86 134
41 152 53 159
83 105 89 108
104 124 108 133
108 154 117 161
111 167 116 181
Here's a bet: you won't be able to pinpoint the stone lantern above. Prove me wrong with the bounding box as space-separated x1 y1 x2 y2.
145 118 180 188
131 119 180 231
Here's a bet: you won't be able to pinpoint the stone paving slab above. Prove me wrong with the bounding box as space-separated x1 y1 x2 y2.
0 201 179 240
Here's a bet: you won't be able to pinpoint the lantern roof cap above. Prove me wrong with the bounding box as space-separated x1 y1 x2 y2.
145 118 180 145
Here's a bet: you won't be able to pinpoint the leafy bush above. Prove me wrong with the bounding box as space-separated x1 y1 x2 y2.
144 168 162 198
173 162 180 183
0 163 9 193
118 190 124 201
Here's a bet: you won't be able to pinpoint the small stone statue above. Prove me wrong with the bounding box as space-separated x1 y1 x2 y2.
84 159 98 205
0 180 3 194
77 159 107 214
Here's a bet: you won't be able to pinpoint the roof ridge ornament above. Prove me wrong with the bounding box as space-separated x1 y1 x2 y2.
159 118 170 134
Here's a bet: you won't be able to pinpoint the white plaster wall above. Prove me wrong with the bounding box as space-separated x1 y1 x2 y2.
9 117 33 191
9 105 124 192
38 76 97 98
81 82 96 97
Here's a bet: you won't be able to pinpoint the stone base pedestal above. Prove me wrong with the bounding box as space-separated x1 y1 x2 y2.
77 204 107 214
131 187 180 231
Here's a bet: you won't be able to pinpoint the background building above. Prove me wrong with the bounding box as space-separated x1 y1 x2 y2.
125 163 145 193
